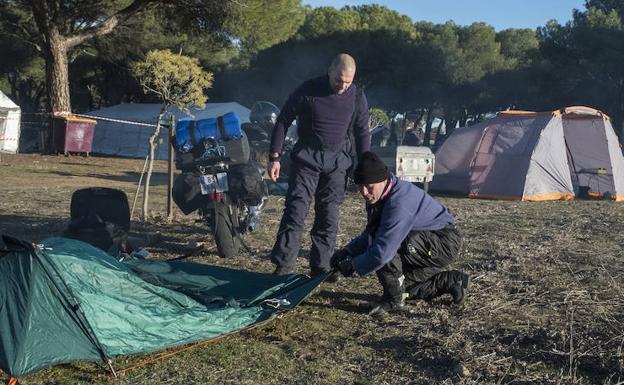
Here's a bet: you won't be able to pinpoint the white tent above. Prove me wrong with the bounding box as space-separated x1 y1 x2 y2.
87 102 251 160
0 91 21 154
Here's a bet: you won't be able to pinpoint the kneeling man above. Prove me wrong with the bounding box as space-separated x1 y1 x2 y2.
331 151 469 315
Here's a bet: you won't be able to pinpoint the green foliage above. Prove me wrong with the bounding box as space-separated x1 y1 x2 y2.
298 6 360 38
368 108 390 129
227 0 305 54
132 49 213 111
496 28 539 69
298 4 417 39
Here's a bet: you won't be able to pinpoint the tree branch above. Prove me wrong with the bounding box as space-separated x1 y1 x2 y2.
65 0 156 49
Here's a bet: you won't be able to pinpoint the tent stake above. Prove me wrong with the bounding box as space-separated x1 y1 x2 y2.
107 359 118 379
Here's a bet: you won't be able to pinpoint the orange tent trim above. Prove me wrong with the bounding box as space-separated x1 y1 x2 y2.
467 193 575 201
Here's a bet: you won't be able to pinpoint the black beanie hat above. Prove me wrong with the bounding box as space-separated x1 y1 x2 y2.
354 151 389 185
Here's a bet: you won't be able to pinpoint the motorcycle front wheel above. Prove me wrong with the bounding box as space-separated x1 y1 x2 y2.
213 197 241 258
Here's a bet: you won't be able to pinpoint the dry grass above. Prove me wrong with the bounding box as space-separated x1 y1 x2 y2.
1 153 623 385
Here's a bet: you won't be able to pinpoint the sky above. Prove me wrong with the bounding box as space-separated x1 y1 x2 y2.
302 0 588 31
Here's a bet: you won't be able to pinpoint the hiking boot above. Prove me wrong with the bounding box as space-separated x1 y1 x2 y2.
450 273 470 304
367 298 405 316
273 266 294 276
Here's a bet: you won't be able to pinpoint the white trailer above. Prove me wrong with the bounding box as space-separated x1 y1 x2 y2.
373 145 435 191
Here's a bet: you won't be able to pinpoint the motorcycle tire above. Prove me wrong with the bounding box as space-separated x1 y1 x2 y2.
214 199 241 258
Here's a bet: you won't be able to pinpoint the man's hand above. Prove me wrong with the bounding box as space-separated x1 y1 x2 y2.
331 249 354 277
268 160 281 182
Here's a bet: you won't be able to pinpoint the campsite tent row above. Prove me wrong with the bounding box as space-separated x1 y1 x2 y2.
86 102 252 160
431 106 624 201
0 91 21 154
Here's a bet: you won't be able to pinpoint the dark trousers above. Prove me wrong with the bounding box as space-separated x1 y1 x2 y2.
271 144 351 273
376 225 464 303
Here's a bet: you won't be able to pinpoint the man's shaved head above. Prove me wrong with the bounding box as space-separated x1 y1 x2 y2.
329 53 356 73
328 53 356 95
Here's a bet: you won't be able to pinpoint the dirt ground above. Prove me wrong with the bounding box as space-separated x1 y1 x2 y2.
1 153 623 385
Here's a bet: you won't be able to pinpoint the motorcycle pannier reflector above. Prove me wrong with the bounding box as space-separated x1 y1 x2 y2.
175 111 243 148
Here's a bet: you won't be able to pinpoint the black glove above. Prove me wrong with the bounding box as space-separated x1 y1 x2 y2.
335 255 355 277
330 248 350 267
331 249 354 277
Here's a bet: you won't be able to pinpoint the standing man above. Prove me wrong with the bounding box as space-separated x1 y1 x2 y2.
331 151 469 315
268 53 371 276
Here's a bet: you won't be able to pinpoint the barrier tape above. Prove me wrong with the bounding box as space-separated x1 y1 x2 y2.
2 111 160 129
71 113 158 128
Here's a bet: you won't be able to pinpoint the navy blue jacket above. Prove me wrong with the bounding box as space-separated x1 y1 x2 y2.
269 75 370 155
347 175 455 276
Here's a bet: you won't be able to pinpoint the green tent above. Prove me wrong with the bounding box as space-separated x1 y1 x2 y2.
0 234 322 378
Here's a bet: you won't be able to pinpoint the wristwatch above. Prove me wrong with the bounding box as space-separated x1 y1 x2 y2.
269 153 281 162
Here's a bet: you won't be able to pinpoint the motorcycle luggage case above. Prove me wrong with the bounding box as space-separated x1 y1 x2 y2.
172 172 208 215
69 187 130 231
228 162 268 206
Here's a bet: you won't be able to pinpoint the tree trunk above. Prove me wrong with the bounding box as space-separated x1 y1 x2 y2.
142 120 162 221
433 119 446 146
423 108 435 147
459 109 468 128
44 27 71 113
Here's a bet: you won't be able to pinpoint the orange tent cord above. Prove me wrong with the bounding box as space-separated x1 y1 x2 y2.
6 377 18 385
115 311 293 376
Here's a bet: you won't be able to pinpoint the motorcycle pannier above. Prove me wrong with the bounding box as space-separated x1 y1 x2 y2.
172 172 208 214
228 163 268 206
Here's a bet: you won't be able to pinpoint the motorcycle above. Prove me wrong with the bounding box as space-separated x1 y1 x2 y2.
173 131 268 258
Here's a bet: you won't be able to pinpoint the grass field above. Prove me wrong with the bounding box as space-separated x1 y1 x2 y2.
1 153 623 385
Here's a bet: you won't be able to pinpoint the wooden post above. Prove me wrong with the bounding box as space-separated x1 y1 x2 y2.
167 116 175 221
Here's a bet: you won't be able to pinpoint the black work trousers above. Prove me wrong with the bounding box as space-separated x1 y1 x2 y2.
270 143 351 273
376 224 464 303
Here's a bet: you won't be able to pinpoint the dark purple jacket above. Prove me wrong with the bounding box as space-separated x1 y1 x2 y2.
269 75 370 155
346 175 455 276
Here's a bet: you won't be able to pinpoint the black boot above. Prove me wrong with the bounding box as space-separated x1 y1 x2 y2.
368 298 405 316
450 273 470 304
369 272 406 316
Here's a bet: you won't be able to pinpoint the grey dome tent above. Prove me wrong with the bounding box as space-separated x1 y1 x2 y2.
431 106 624 201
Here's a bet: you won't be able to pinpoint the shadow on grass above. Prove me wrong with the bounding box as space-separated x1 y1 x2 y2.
366 336 462 381
37 170 170 186
0 214 67 241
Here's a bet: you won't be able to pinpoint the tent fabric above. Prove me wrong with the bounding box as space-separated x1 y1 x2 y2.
0 235 321 377
0 91 21 154
88 103 251 160
432 106 624 201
